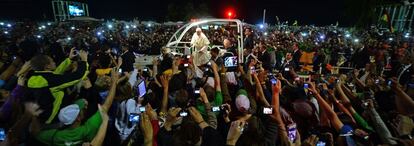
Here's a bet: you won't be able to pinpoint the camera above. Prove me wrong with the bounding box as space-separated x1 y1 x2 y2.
129 113 140 123
263 107 273 114
139 106 146 112
212 106 220 112
304 83 309 89
179 110 188 117
194 89 200 94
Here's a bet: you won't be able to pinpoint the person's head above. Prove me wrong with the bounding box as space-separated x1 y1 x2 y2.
172 119 202 146
203 85 216 102
235 89 250 113
259 41 266 52
286 52 293 61
210 47 220 59
116 80 132 101
292 43 299 51
58 99 88 127
196 28 202 36
244 28 251 36
161 47 171 56
236 116 266 146
175 89 189 108
30 54 56 71
223 39 232 49
95 75 112 91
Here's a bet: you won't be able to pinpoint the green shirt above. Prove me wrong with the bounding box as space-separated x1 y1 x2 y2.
37 111 102 146
196 91 223 116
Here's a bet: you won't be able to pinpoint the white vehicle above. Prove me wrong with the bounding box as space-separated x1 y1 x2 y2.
135 19 245 67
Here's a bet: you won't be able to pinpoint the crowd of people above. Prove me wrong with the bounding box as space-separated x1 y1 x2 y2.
0 20 414 146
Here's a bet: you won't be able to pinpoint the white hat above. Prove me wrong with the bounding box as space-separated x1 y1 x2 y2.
58 104 80 125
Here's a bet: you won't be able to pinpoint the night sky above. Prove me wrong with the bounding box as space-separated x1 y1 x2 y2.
0 0 346 26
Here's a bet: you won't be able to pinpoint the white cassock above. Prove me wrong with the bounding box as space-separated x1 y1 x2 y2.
191 32 211 67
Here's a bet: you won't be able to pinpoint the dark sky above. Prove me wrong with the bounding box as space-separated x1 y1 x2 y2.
0 0 346 26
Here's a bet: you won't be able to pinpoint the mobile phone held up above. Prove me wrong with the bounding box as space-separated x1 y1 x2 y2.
129 113 140 123
263 107 273 114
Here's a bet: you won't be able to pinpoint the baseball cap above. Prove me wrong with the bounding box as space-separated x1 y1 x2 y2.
235 89 250 113
58 99 86 125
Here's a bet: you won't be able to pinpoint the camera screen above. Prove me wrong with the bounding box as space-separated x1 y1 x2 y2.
194 90 200 94
137 81 146 98
304 83 309 89
316 141 326 146
288 125 297 142
179 111 188 117
284 67 290 71
129 113 140 123
139 106 146 112
263 107 273 114
212 106 220 112
0 128 5 141
224 56 238 67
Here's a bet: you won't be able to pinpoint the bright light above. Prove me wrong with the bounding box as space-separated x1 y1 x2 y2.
132 25 137 28
0 22 4 25
47 22 51 26
67 37 71 41
41 25 46 29
107 24 113 29
354 39 359 43
285 31 290 34
71 26 75 30
97 32 102 36
101 30 105 33
147 23 152 27
389 38 393 41
264 32 268 36
345 34 351 38
319 34 325 39
7 24 12 27
405 35 410 38
228 12 233 17
36 35 41 38
125 25 130 29
38 27 42 30
259 24 264 29
4 31 8 34
301 32 307 37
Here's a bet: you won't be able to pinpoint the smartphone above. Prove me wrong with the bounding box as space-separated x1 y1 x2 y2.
118 68 123 73
375 79 379 84
129 113 140 123
186 55 191 59
179 110 188 117
287 124 297 142
184 63 189 67
387 80 392 87
271 78 277 85
143 68 148 72
284 67 290 71
212 106 221 112
139 106 146 112
0 128 5 141
137 81 146 98
304 83 309 89
263 107 273 114
224 56 238 68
